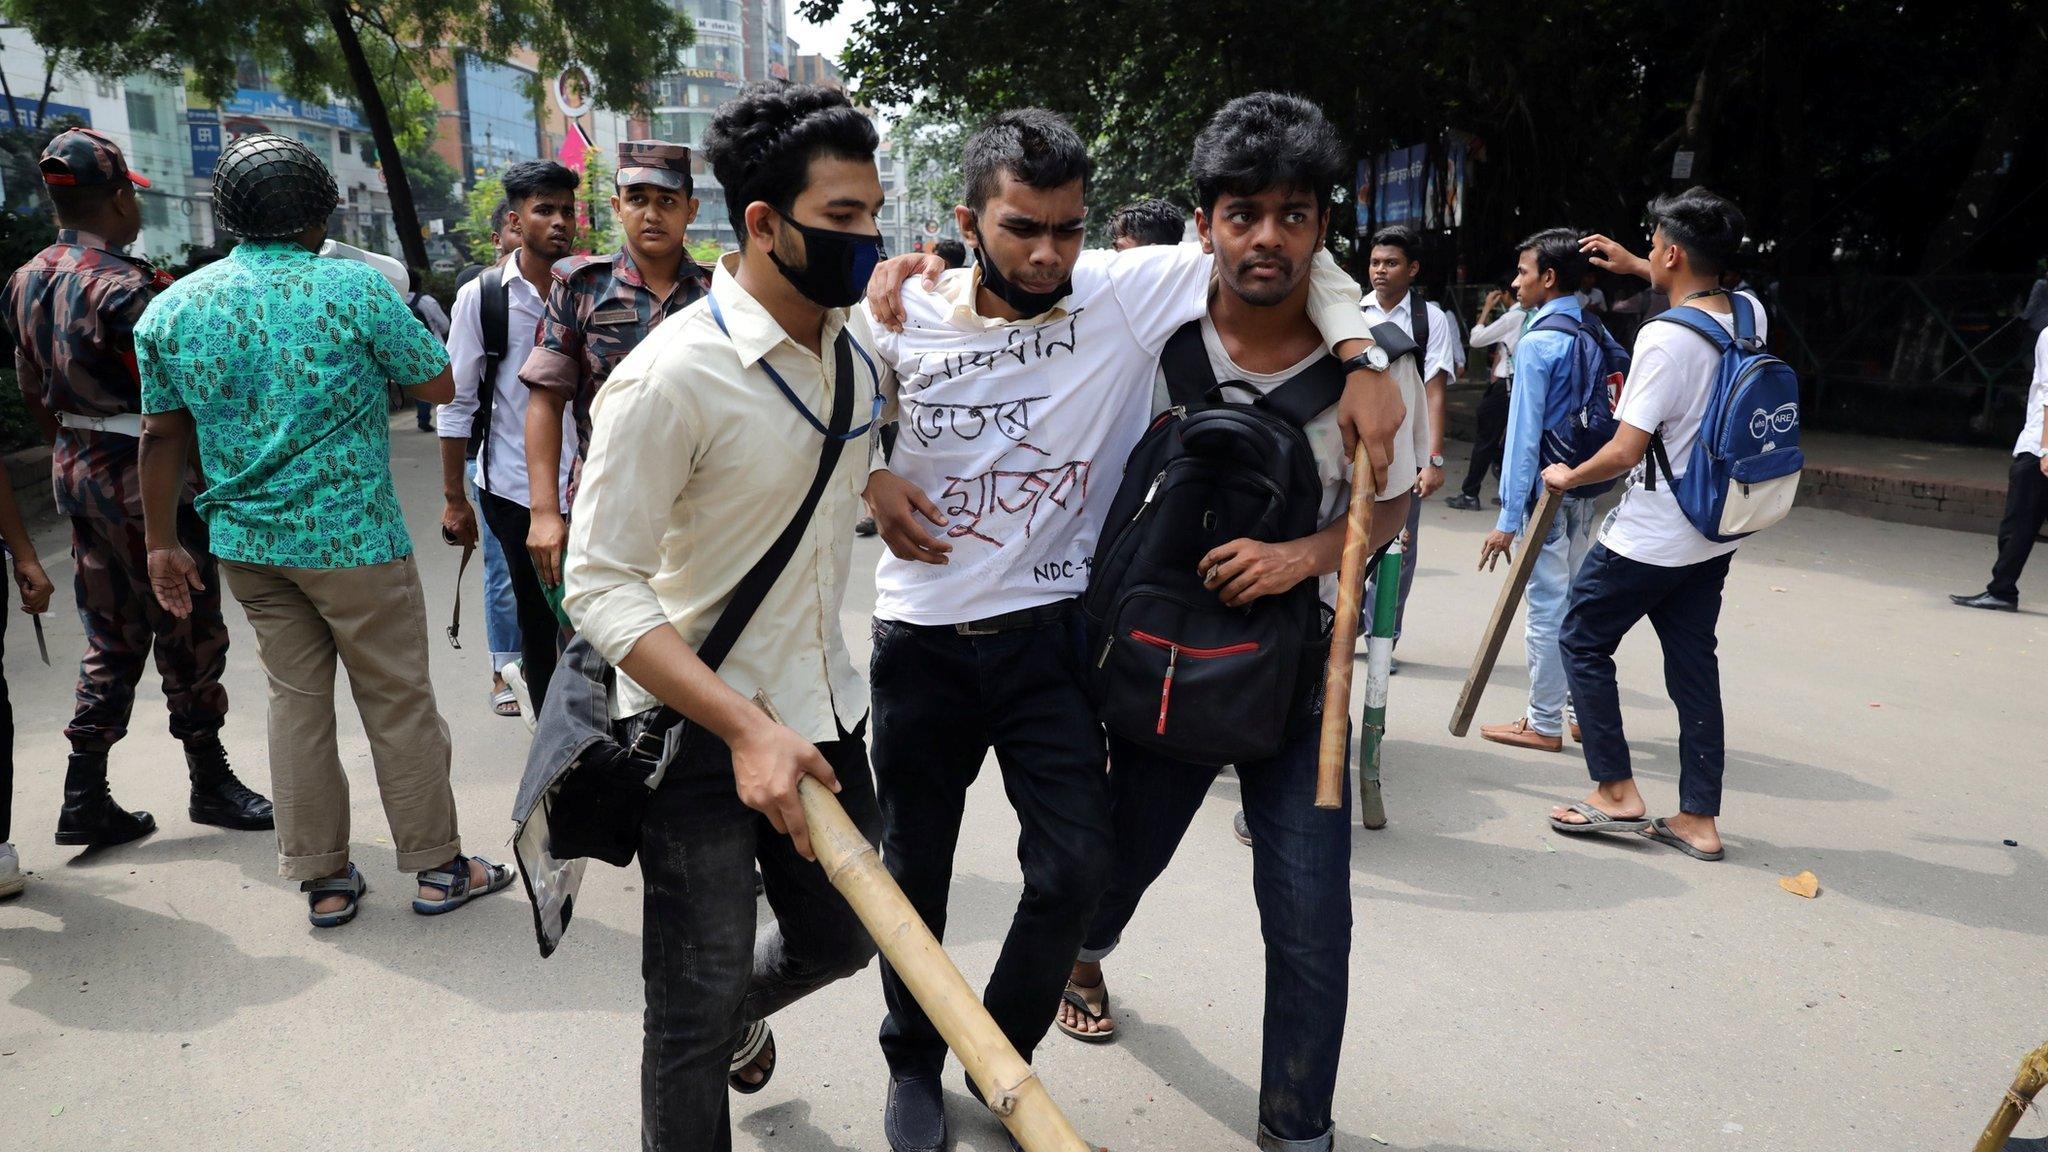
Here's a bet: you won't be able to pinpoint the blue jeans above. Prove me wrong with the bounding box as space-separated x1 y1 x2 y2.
1522 496 1598 736
869 606 1113 1080
1562 545 1734 816
466 458 520 674
1080 723 1351 1151
639 721 880 1151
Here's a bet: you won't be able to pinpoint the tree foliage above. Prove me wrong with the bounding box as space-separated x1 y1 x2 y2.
3 0 694 270
813 0 2048 279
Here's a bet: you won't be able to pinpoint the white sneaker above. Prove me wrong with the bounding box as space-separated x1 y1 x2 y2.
501 660 538 735
0 843 24 900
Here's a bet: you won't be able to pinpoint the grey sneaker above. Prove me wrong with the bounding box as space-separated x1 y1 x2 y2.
0 843 24 900
1232 810 1252 847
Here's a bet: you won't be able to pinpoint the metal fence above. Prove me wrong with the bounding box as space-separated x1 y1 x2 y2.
1430 275 2042 446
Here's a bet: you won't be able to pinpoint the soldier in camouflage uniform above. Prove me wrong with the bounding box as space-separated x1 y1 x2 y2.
518 140 712 588
0 128 271 849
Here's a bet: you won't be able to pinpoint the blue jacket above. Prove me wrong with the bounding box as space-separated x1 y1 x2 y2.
1496 294 1582 535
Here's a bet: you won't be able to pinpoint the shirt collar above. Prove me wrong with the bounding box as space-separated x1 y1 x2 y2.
711 252 842 368
611 246 711 305
231 239 316 265
1530 295 1582 324
56 228 113 254
937 265 1068 326
499 251 545 306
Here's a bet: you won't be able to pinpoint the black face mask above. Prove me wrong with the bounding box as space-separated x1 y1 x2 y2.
972 220 1072 316
769 211 885 309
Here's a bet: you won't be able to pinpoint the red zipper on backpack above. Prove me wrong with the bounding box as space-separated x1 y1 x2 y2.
1126 631 1261 735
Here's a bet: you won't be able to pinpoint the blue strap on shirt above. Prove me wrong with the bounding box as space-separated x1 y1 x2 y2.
709 292 883 442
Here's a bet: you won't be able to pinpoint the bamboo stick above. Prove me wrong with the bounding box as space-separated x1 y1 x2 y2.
1449 486 1563 737
1973 1039 2048 1152
1357 538 1403 830
1318 442 1379 809
754 694 1096 1152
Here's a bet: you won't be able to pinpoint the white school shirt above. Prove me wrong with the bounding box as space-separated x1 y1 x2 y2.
438 254 576 512
1598 290 1768 568
868 243 1374 626
1468 304 1525 380
2015 326 2048 458
1361 290 1455 387
1194 315 1428 607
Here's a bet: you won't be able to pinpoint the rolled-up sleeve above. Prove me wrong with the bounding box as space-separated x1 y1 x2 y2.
562 365 698 666
1306 250 1371 351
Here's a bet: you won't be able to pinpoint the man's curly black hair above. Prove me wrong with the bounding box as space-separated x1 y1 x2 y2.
702 79 879 245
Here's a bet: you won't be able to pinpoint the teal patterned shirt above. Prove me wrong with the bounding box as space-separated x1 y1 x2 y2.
136 241 448 568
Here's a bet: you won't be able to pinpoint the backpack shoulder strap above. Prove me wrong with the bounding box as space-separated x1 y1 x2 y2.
1159 319 1221 408
1648 305 1733 352
1255 355 1346 428
471 263 510 471
1410 294 1431 370
1529 311 1581 336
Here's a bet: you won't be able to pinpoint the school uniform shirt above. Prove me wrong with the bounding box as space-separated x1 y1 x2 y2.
1193 314 1429 607
1361 290 1456 387
1598 290 1768 568
2014 326 2048 458
1577 287 1608 312
437 253 575 513
1494 296 1581 536
564 254 885 736
867 243 1374 627
1468 303 1525 380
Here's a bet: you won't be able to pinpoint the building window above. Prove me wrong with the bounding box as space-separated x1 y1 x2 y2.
339 131 352 155
124 92 159 135
458 53 542 179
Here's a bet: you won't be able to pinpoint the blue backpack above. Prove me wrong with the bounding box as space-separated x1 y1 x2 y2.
1643 293 1803 542
1528 308 1631 498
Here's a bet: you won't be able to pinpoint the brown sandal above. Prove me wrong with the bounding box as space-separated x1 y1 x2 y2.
1056 977 1117 1043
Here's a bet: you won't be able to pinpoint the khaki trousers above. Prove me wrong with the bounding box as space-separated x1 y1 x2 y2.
219 556 459 880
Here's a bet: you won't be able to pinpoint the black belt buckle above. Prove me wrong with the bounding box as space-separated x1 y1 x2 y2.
953 617 1003 637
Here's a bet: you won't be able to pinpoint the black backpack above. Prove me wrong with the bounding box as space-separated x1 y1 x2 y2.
1082 319 1414 767
468 262 510 466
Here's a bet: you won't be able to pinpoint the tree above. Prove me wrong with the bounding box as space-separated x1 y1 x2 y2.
1 0 696 272
461 174 504 265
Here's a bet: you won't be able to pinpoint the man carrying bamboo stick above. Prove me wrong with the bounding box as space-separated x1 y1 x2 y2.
560 80 891 1151
858 104 1403 1152
1044 94 1425 1152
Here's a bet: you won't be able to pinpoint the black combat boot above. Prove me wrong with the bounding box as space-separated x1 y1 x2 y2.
186 736 274 831
55 751 156 847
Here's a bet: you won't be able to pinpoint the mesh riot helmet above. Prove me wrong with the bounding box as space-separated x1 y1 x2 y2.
211 133 340 239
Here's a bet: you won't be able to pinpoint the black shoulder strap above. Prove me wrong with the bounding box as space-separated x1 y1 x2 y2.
636 329 860 740
1255 355 1346 428
1158 319 1219 408
472 263 510 470
1645 433 1674 492
1411 294 1431 371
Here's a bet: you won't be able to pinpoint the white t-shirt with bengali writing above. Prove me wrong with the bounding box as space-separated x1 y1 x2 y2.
1599 290 1767 568
867 243 1371 626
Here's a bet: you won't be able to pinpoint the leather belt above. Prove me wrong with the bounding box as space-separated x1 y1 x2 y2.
55 411 142 437
946 598 1075 637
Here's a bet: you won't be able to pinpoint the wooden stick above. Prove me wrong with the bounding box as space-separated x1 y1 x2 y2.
1318 442 1379 809
755 694 1096 1152
1449 486 1563 738
1973 1039 2048 1152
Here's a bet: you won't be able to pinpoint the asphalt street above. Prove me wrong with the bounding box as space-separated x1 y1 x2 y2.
1 420 2043 1151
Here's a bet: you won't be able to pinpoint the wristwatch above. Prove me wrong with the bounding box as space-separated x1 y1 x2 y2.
1428 453 1446 468
1341 344 1390 374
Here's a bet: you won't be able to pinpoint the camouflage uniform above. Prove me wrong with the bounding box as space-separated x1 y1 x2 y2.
1 183 230 755
519 140 712 446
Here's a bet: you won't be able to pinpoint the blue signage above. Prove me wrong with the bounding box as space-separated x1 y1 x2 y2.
1373 144 1428 228
188 108 221 176
1 98 92 131
220 88 365 133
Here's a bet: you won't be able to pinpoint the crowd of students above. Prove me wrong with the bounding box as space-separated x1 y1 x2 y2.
0 76 1824 1152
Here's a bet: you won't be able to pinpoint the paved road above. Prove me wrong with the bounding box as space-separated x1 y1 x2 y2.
2 422 2043 1151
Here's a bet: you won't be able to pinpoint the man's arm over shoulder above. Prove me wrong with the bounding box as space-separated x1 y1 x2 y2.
1101 242 1213 354
1305 250 1372 351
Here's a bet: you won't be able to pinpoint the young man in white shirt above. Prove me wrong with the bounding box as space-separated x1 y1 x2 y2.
1951 323 2048 610
1448 281 1524 510
1051 93 1426 1152
1544 188 1762 861
438 160 580 713
1360 225 1451 648
858 107 1405 1152
561 81 889 1151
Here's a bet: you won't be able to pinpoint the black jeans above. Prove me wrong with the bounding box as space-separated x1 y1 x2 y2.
1562 544 1734 816
639 720 880 1152
0 584 11 843
1988 452 2047 602
869 606 1113 1079
1460 377 1510 499
478 488 559 713
1081 723 1351 1149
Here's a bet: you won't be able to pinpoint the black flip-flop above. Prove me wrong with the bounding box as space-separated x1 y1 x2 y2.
1548 801 1652 835
1056 978 1117 1043
728 1019 776 1094
1638 817 1725 861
